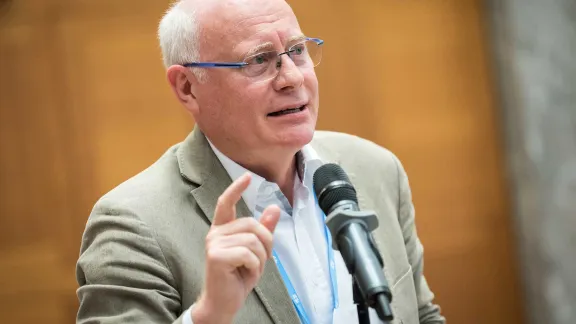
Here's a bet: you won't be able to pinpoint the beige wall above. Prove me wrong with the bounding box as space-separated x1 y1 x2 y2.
0 0 524 323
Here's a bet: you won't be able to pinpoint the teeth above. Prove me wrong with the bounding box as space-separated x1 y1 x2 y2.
269 106 304 116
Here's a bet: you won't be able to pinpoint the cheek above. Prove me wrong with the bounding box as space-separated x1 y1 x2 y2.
225 91 256 117
211 75 256 112
303 69 319 89
303 71 319 106
237 82 271 108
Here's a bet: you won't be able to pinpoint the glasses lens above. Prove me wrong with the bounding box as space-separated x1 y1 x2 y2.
243 51 277 77
289 40 322 67
242 39 323 81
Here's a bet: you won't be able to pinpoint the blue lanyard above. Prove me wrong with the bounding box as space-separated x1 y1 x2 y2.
272 206 339 324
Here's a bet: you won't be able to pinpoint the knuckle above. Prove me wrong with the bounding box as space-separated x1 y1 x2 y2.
205 229 218 244
205 230 224 250
247 233 259 244
250 254 260 267
206 247 219 262
262 227 273 241
246 234 262 251
241 248 252 260
260 229 273 246
216 196 227 207
246 217 260 228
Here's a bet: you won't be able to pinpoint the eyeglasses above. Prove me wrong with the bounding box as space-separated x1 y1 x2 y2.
183 37 324 82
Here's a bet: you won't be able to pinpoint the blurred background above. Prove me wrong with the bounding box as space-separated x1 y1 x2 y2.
0 0 574 323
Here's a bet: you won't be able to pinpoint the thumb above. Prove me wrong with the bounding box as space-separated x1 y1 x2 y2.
259 205 281 233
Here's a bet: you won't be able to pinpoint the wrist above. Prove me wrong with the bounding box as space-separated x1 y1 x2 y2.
190 295 234 324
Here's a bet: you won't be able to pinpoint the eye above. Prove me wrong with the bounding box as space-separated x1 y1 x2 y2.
246 52 274 65
291 43 306 55
254 54 266 64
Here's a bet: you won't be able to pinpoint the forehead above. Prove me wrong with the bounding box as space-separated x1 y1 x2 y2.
200 0 302 57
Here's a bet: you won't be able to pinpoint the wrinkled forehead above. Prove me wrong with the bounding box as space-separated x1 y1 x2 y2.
199 0 302 59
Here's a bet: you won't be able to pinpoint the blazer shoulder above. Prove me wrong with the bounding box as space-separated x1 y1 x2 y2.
90 143 192 219
311 131 405 208
312 130 399 167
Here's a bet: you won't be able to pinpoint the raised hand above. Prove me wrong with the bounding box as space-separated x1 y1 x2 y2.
191 173 281 324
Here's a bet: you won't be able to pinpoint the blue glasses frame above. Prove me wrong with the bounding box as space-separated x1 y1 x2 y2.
182 37 324 69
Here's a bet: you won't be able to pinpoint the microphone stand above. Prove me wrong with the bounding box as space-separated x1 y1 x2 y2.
353 279 371 324
325 209 394 323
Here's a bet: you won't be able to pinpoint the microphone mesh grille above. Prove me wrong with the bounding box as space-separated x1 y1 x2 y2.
313 163 358 213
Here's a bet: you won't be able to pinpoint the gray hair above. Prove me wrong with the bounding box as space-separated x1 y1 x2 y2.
158 1 207 81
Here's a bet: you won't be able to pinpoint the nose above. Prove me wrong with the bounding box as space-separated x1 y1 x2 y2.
272 55 304 92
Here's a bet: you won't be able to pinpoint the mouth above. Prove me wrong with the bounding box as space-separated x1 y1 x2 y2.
267 105 306 117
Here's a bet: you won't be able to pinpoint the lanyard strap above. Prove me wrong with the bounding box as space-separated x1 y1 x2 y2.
272 208 339 324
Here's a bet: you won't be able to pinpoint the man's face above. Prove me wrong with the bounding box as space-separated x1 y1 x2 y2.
192 0 319 154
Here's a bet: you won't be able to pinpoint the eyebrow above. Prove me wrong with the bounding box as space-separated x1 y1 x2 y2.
286 35 306 44
243 35 306 57
245 42 274 57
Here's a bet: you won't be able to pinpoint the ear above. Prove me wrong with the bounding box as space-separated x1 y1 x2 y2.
166 65 200 115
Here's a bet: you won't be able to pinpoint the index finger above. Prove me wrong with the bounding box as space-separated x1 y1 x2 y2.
212 172 252 226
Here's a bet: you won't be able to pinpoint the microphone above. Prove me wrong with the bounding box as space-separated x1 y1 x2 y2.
313 163 393 322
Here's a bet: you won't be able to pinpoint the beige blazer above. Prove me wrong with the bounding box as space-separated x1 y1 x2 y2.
76 127 445 324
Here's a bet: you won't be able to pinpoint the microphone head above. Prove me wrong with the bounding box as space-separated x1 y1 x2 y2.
313 163 359 214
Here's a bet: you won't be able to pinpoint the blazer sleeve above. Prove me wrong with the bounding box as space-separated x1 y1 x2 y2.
76 204 187 324
393 155 446 324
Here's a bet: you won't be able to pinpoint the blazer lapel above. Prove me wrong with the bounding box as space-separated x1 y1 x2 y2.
177 127 300 324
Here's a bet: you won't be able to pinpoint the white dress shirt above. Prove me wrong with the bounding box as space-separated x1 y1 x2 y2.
184 142 383 324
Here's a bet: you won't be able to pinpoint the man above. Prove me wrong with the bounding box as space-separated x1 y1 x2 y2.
76 0 445 323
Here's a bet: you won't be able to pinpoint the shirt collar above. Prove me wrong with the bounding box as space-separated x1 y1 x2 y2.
296 144 324 189
208 140 323 215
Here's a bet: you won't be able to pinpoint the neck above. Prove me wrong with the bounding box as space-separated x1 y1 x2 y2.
211 139 299 204
247 153 297 204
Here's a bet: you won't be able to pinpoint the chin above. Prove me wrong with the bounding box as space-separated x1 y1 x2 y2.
274 125 315 149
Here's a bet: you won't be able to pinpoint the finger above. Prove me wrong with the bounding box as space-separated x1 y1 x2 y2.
259 205 281 258
208 246 260 272
216 233 268 273
214 218 274 256
213 173 251 226
260 205 281 234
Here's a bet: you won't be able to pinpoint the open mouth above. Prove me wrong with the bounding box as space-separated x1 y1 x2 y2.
268 105 306 117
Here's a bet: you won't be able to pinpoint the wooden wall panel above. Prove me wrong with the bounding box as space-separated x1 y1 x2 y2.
0 0 524 323
370 2 524 322
0 1 184 323
56 3 192 196
0 2 80 323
